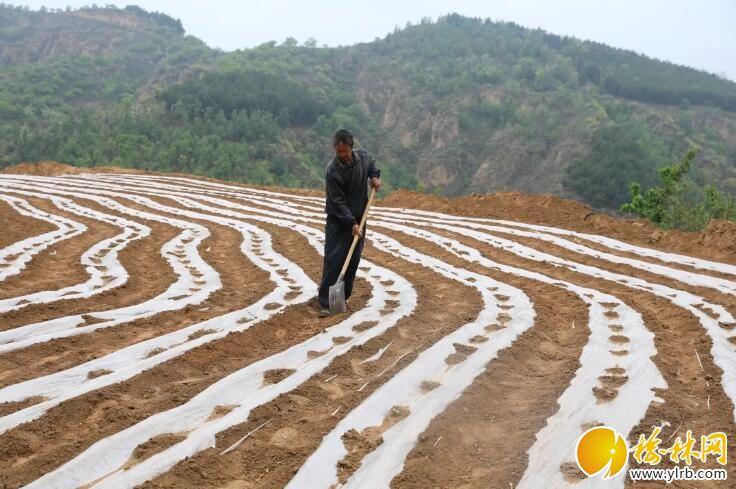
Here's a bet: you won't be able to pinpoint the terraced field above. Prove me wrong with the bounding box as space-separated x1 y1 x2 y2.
0 169 734 488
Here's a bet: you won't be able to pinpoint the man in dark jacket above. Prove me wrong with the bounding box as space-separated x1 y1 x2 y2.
317 128 381 317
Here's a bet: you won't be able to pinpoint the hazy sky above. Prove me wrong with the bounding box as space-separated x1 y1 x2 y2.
11 0 736 80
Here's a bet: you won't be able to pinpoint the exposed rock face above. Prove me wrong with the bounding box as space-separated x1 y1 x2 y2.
70 10 148 30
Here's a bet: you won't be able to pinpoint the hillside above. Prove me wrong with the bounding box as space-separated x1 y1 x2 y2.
0 5 212 102
1 5 735 210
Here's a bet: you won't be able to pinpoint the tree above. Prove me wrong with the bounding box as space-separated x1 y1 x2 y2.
621 149 694 226
621 149 736 230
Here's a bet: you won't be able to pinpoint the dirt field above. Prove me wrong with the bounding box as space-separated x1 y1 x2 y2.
1 162 735 489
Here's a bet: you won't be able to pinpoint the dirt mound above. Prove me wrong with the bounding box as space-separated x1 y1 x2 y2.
1 161 83 176
702 219 736 255
380 189 594 222
380 189 736 264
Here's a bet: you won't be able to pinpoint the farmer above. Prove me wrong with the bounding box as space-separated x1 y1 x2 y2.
317 128 382 317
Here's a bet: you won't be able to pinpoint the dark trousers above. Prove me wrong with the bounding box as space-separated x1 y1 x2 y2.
318 215 365 308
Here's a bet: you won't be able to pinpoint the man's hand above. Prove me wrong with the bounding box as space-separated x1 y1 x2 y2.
352 223 362 238
370 177 382 192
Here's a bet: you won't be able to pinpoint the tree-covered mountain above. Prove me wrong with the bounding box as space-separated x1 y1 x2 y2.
1 4 734 210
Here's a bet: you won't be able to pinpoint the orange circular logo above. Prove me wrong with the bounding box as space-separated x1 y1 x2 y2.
576 426 629 479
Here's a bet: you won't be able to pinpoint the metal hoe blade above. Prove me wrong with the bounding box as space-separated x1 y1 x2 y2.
329 278 347 314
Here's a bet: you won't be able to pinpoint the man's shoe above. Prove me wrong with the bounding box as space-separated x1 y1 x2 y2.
318 307 330 318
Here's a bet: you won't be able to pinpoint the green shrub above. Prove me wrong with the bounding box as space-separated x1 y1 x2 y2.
621 149 736 230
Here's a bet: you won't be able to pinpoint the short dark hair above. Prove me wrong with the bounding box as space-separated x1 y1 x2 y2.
332 128 354 147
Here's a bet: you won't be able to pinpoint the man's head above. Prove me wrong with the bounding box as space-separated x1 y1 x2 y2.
333 128 354 163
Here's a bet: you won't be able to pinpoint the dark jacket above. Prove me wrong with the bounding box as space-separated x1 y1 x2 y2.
324 148 380 226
